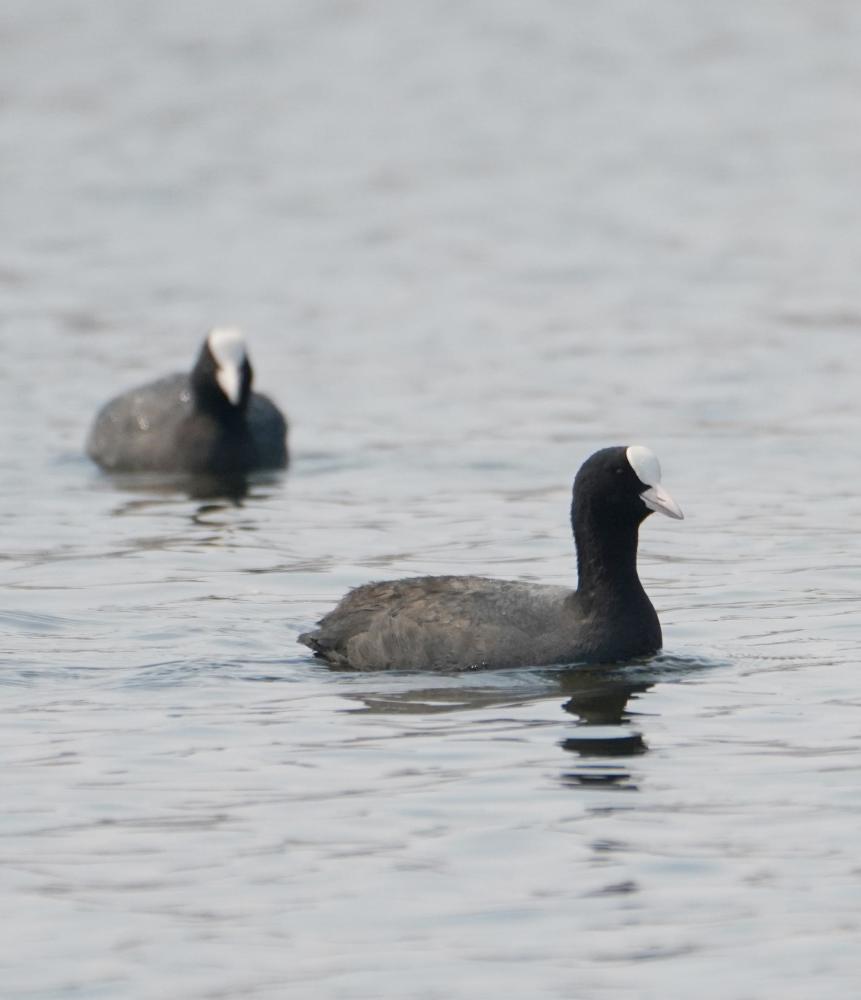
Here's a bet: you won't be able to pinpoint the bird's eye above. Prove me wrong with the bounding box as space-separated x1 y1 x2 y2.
615 467 624 475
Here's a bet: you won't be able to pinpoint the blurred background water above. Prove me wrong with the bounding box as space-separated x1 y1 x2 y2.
2 1 861 997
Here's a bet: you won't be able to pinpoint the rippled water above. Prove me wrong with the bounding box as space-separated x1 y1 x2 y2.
3 1 861 997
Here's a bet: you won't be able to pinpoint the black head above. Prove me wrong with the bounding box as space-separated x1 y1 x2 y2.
573 445 683 530
191 328 253 416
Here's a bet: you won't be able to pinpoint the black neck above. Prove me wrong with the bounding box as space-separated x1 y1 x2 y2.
193 383 244 422
573 502 648 609
190 349 252 421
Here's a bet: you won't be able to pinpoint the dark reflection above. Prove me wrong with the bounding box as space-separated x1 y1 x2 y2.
558 672 650 724
332 654 719 790
335 653 709 715
562 733 646 757
83 469 289 551
339 664 653 776
93 470 288 527
184 473 251 503
555 668 652 790
561 770 639 789
99 470 255 504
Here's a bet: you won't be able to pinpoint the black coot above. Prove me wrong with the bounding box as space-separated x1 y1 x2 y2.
300 445 683 670
86 328 288 475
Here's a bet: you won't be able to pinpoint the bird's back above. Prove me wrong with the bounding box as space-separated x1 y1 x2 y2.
300 575 581 671
87 373 192 472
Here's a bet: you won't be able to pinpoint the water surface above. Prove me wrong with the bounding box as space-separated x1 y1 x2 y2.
2 2 861 997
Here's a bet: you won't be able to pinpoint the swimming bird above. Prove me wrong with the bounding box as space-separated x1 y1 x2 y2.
86 328 288 475
300 445 683 670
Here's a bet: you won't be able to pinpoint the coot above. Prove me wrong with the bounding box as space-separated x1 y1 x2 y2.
300 445 683 670
86 328 288 474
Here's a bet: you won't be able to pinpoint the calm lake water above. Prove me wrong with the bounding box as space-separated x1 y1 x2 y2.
2 1 861 997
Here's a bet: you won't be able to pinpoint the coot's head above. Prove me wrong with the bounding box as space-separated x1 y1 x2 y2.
192 328 253 414
573 445 683 527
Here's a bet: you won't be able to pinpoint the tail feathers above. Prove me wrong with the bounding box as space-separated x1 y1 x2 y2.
298 630 322 652
298 629 351 667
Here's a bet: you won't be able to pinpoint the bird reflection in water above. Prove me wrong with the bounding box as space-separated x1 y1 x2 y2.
555 668 652 790
337 662 655 793
98 470 282 541
103 470 253 506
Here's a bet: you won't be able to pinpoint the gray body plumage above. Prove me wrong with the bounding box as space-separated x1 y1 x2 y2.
87 372 287 474
299 574 657 671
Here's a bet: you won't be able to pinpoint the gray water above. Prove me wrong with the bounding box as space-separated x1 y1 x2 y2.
3 1 861 997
